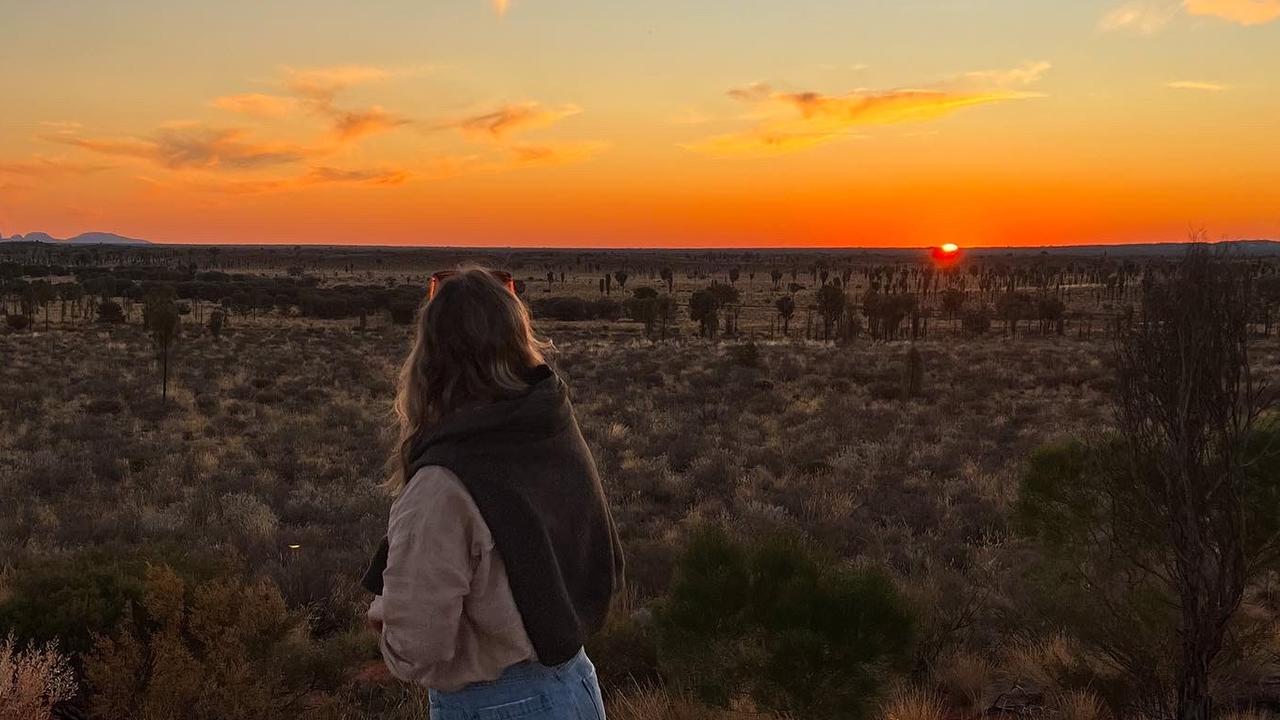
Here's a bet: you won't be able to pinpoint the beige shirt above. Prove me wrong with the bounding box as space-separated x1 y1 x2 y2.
368 465 535 691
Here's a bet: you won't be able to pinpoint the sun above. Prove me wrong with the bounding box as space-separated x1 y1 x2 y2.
930 242 963 266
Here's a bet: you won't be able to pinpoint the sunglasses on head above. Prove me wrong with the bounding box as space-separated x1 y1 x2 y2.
429 270 516 300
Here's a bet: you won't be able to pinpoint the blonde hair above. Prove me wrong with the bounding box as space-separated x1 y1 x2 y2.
388 267 549 492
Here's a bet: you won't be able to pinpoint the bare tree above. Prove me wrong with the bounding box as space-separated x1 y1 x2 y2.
1115 244 1276 720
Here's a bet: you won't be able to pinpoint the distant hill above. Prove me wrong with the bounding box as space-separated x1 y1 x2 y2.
0 231 153 246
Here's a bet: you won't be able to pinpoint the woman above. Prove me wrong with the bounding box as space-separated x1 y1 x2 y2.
364 267 624 719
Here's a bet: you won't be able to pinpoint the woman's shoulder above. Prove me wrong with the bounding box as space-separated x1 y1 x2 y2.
390 465 494 553
393 465 469 511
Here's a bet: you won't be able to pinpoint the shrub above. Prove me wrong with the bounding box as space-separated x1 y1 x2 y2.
388 300 417 325
86 565 353 720
3 314 30 331
961 305 991 336
656 527 914 719
96 300 125 323
730 341 761 368
208 308 226 337
534 296 593 320
1014 424 1280 707
0 554 144 654
585 605 661 692
532 296 622 321
0 633 75 720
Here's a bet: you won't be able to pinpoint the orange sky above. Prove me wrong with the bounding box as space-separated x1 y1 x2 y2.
1 0 1277 247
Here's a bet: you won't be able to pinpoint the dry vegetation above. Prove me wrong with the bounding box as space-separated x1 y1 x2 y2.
2 243 1280 719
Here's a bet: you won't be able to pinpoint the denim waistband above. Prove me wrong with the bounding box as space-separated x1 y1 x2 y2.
434 647 590 696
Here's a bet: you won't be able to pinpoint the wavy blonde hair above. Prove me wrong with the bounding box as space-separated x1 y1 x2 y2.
388 267 549 492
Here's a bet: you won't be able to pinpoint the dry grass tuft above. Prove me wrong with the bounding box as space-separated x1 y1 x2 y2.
932 648 996 715
879 685 947 720
608 685 787 720
1046 689 1111 720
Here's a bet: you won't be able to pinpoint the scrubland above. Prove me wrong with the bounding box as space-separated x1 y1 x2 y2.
3 245 1280 719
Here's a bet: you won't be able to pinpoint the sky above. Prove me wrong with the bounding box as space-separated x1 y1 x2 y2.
0 0 1277 248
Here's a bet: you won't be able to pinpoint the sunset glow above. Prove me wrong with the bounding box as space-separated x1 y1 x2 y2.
1 1 1278 247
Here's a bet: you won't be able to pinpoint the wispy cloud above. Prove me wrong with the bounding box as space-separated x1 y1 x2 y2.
505 141 608 167
1165 80 1230 91
147 164 412 195
1101 0 1279 31
685 62 1049 157
0 156 113 177
958 61 1053 89
449 102 582 141
1099 1 1178 33
45 125 309 170
330 106 409 141
212 66 411 143
282 65 394 104
1184 0 1280 24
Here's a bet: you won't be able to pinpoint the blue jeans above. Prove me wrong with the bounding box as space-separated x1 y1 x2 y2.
428 649 606 720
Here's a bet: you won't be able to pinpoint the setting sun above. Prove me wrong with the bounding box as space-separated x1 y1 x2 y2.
941 243 960 254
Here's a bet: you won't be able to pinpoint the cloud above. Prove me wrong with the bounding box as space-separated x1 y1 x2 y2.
1184 0 1280 24
211 93 300 118
451 102 581 141
1166 80 1230 91
282 65 393 103
330 106 409 141
211 67 411 144
152 165 412 195
46 125 309 170
958 61 1053 89
687 64 1048 157
0 156 113 176
505 141 608 167
1101 0 1279 31
1099 1 1179 32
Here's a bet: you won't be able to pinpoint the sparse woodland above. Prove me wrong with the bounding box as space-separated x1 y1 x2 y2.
2 242 1280 720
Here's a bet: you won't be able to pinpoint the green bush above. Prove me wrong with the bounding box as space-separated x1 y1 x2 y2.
585 606 661 692
655 527 914 719
0 554 143 654
0 546 239 654
1014 423 1280 707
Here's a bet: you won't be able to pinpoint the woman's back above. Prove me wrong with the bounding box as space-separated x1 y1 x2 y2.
366 267 622 719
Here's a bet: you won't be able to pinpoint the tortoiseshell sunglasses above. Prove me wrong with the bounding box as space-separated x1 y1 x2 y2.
428 270 516 300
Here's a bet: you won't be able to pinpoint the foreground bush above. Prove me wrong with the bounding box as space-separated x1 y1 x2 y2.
0 633 75 720
1015 423 1280 712
85 565 359 720
656 527 915 719
0 547 237 654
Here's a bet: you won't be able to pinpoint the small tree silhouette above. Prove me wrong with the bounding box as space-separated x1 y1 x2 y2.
816 284 845 341
208 309 226 337
689 289 720 339
775 296 795 337
144 291 180 401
